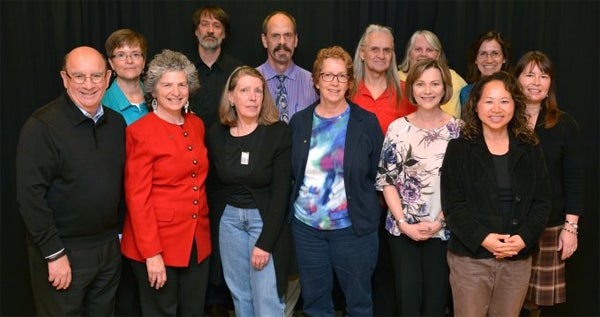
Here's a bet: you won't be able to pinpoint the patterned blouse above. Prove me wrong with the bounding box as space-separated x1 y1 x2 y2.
375 116 462 240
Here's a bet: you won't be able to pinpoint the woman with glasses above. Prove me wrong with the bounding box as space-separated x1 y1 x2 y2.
460 30 512 108
102 29 148 125
398 30 467 118
289 46 383 316
120 49 211 316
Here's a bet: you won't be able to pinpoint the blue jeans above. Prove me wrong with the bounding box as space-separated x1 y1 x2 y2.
292 218 378 317
219 205 284 317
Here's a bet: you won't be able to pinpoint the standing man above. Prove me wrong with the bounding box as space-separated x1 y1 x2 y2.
257 11 318 124
16 46 126 315
191 5 242 316
190 5 243 128
257 11 318 317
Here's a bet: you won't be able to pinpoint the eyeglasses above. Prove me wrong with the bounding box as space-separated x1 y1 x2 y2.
65 71 107 84
320 73 349 83
477 51 502 60
111 52 144 61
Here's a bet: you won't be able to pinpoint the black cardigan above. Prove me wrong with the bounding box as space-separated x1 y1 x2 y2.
206 121 292 297
440 133 552 259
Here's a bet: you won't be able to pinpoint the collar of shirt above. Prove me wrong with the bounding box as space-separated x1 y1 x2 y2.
76 104 104 123
260 61 300 81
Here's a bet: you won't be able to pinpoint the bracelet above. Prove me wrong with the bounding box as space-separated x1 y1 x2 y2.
46 249 66 262
396 218 406 226
435 216 447 228
565 220 579 229
562 226 578 236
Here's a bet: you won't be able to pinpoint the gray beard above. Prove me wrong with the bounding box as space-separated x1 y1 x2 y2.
200 37 223 50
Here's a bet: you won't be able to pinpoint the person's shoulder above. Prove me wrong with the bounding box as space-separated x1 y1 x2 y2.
220 52 244 70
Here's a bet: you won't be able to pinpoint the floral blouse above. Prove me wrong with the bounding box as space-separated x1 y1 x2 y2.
375 116 462 240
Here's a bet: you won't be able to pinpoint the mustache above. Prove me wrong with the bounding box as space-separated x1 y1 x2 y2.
202 35 217 40
273 43 292 53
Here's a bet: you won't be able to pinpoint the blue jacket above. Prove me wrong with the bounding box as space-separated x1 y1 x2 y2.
288 100 384 236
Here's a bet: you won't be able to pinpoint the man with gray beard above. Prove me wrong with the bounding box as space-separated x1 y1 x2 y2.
190 5 243 128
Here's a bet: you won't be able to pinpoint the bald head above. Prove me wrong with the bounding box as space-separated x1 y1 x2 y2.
61 46 111 114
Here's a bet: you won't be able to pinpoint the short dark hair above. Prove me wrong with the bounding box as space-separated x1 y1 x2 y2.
192 5 230 36
105 28 148 58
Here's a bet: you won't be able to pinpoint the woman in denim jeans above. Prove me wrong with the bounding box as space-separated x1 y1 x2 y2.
206 66 292 317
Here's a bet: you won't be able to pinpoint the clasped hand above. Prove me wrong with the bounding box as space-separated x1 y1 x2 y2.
482 233 525 258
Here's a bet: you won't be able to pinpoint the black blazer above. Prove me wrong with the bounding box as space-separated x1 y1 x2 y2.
206 121 292 297
288 100 384 236
440 133 551 259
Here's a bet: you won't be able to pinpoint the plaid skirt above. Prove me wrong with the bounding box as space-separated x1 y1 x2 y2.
525 225 566 306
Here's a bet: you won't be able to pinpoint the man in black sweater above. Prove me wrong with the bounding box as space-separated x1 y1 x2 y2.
16 46 126 315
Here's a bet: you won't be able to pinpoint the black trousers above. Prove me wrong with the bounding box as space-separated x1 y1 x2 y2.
27 238 121 316
130 243 210 316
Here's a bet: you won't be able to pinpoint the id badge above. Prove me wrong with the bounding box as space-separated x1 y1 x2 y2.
241 151 249 165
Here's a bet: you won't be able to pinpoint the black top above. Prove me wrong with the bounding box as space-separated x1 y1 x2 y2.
441 133 551 259
206 121 292 297
189 52 243 128
16 92 126 256
492 153 513 232
534 109 584 226
225 129 260 208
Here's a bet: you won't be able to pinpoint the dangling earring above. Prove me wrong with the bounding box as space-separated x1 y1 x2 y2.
184 101 190 114
152 98 158 111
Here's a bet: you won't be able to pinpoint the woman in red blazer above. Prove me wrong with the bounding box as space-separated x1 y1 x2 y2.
120 49 211 315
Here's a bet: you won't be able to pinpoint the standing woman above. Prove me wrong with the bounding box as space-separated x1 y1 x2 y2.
206 66 291 317
440 71 551 316
515 51 583 315
103 28 148 125
460 30 511 107
120 49 211 315
289 46 384 316
102 28 148 317
398 30 467 118
376 58 461 316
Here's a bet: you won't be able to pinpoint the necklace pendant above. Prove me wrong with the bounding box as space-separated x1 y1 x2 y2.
241 151 250 165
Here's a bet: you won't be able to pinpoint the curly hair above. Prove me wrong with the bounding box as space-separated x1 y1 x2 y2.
461 71 538 145
143 49 200 98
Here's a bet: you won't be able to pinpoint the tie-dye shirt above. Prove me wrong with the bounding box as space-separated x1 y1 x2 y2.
294 107 351 230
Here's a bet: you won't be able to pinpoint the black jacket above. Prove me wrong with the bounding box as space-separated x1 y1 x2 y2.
440 133 551 259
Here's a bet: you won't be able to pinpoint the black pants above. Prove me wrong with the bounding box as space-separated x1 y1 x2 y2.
130 243 210 316
28 238 121 316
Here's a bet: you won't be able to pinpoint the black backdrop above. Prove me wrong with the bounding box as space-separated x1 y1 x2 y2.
1 1 598 315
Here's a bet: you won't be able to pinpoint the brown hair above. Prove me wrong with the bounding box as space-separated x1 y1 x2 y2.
219 66 279 127
513 51 562 128
105 28 147 58
461 71 538 145
192 5 230 37
404 58 452 106
465 30 511 83
312 46 354 97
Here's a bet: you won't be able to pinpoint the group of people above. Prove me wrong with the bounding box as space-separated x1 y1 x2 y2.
15 5 582 317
